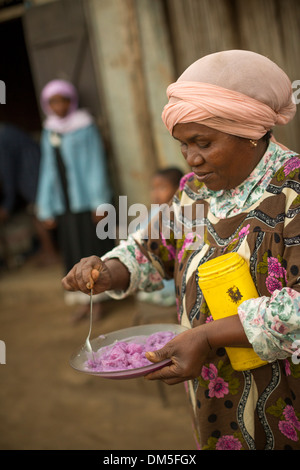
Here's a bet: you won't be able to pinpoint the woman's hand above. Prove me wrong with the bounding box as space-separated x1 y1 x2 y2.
61 256 130 295
61 255 112 295
144 316 251 385
144 326 211 385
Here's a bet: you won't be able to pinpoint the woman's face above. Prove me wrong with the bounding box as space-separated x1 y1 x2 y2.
173 123 267 191
48 94 71 118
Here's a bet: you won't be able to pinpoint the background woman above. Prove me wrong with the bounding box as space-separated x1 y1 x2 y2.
37 79 114 321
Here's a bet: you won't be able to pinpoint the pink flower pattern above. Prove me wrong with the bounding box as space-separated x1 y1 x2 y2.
283 156 300 176
201 364 218 381
208 377 229 398
205 315 213 323
271 402 300 442
268 257 287 281
265 256 287 294
265 276 283 294
215 435 243 450
201 363 229 399
278 421 299 441
271 315 290 335
177 232 199 263
224 223 250 253
148 271 163 284
179 172 194 191
284 359 291 376
160 232 176 260
238 224 250 238
283 405 300 431
134 248 148 264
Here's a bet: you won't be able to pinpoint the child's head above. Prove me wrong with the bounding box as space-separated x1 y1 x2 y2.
150 167 183 204
40 79 78 118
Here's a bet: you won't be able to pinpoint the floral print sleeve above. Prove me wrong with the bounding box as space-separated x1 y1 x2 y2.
101 232 164 299
238 288 300 362
238 155 300 363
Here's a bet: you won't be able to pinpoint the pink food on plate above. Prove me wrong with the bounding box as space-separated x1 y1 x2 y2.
85 330 175 372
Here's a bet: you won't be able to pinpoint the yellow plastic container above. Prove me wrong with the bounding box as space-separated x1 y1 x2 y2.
198 252 267 371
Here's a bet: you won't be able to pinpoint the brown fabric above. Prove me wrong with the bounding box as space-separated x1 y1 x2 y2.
138 155 300 450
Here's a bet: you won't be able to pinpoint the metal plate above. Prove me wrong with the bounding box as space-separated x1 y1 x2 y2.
70 323 188 380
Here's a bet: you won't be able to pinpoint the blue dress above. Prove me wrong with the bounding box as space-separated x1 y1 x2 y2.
36 123 114 273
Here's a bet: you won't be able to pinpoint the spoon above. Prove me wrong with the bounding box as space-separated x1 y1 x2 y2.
85 288 95 361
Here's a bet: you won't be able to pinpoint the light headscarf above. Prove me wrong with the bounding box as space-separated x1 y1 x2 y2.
162 50 296 140
40 79 93 134
40 79 78 116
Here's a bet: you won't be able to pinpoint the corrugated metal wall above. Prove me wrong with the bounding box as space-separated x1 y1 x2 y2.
87 0 186 207
165 0 300 152
3 0 298 208
86 0 300 205
87 0 300 205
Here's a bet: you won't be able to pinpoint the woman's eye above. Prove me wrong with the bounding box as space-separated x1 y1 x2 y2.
197 142 210 149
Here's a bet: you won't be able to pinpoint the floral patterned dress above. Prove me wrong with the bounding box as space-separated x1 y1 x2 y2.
103 142 300 450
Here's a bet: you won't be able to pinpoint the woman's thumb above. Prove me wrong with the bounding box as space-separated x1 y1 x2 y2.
86 269 100 290
145 347 169 363
91 268 100 282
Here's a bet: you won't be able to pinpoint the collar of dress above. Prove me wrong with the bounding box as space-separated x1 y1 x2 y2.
197 141 298 219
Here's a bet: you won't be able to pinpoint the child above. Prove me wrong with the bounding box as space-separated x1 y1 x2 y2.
137 167 183 306
36 79 114 321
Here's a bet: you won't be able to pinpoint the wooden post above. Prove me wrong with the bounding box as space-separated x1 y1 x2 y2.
135 0 187 171
86 0 157 206
86 0 188 207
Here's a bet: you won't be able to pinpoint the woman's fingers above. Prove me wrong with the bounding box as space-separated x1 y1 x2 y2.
61 256 102 294
145 346 187 383
61 262 81 291
145 362 189 385
61 273 75 291
144 327 211 384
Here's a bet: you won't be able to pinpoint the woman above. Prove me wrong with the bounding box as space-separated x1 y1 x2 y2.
37 79 114 320
62 51 300 450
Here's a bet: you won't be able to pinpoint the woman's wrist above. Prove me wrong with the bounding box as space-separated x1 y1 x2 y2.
103 258 131 291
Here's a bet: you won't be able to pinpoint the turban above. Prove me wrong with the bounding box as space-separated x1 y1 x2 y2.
40 79 78 116
162 50 296 139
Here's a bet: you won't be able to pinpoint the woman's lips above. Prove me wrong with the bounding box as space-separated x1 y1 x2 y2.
193 171 213 182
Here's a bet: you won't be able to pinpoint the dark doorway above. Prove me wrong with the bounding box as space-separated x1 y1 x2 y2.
0 16 41 133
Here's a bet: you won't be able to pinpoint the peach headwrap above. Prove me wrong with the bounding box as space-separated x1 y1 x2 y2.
162 50 296 140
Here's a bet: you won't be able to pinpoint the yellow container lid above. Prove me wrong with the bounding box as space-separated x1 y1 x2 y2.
198 252 245 283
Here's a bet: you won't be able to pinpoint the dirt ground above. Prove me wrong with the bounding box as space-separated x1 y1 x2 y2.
0 260 196 450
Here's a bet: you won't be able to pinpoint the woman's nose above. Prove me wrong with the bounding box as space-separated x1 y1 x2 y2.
185 146 204 167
